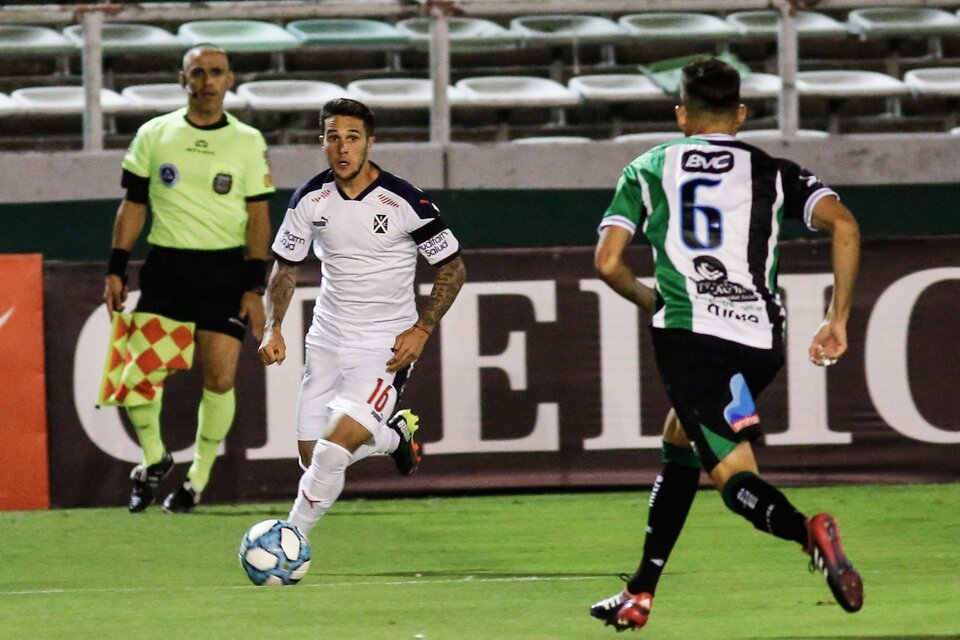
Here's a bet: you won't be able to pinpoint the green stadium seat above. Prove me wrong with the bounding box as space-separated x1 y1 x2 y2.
235 80 347 112
0 25 73 56
177 20 299 52
285 19 409 49
726 10 848 41
62 23 185 54
120 83 245 112
395 17 519 52
617 12 735 45
10 86 130 114
345 78 466 109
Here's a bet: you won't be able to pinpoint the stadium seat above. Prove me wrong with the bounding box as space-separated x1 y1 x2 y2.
567 73 667 103
847 8 960 41
0 92 20 116
740 72 782 100
726 10 848 41
904 67 960 129
0 25 74 56
737 128 830 140
395 17 518 52
345 78 466 109
508 14 626 45
567 73 668 136
120 83 245 112
286 18 409 48
177 20 299 52
512 135 591 144
455 75 580 140
848 8 960 75
235 80 348 111
796 70 909 98
796 70 909 133
617 12 735 46
904 67 960 97
456 75 580 108
62 23 185 54
9 86 130 114
612 132 677 148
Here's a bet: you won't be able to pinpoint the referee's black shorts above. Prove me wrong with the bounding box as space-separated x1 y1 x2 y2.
651 327 784 472
135 246 248 341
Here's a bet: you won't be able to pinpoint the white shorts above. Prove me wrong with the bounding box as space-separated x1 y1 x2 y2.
295 329 413 443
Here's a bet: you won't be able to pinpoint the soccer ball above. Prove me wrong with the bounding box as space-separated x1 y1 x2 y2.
239 519 312 586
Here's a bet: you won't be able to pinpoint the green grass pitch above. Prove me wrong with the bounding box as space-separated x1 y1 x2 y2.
1 484 958 639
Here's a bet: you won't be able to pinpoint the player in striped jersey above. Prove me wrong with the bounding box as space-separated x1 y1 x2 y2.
259 99 466 539
590 57 863 631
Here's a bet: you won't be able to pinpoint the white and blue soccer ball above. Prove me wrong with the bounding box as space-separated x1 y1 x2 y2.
239 519 311 586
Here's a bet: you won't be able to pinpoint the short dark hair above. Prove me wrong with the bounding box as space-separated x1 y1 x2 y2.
320 98 375 137
681 57 741 114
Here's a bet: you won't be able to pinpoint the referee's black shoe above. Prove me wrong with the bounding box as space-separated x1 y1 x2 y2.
386 409 422 476
163 481 200 514
128 451 173 513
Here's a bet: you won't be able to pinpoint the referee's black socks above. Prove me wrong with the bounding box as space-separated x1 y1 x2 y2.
721 471 807 546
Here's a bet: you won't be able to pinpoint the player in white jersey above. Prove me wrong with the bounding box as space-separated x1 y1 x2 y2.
259 98 466 540
589 58 863 631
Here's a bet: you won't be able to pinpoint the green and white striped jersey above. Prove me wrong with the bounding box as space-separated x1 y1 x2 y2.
600 133 837 349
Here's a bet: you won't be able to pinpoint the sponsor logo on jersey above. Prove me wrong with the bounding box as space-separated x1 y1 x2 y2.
692 256 758 302
212 173 233 195
707 303 760 324
187 139 213 156
373 214 389 234
681 150 734 174
730 413 760 432
280 228 305 251
312 216 329 228
159 163 179 187
419 231 450 257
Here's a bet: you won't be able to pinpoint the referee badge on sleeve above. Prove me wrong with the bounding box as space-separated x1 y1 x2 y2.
213 172 233 194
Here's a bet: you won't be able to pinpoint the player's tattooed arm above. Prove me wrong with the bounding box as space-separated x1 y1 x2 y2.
259 261 299 366
418 255 466 333
264 261 298 328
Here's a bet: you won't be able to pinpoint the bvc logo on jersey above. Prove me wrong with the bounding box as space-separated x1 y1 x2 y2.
681 150 734 174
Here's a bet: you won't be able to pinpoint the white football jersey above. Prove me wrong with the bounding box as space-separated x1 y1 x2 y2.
272 165 461 344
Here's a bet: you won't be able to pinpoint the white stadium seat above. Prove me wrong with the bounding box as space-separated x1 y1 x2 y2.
120 84 245 112
236 80 348 112
346 78 466 109
512 135 591 144
10 86 130 114
567 74 667 103
62 23 184 54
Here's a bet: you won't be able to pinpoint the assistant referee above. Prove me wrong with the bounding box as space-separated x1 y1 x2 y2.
103 44 275 514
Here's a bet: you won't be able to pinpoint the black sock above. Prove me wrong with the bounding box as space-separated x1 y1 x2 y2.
721 471 807 546
626 462 701 596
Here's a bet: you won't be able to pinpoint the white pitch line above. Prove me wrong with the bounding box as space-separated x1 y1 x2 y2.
0 574 598 597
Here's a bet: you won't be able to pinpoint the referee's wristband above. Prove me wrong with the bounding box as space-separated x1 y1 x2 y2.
245 258 268 295
107 248 130 283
